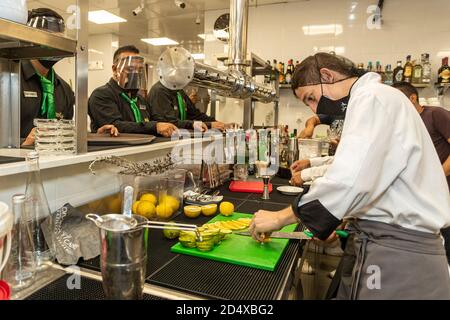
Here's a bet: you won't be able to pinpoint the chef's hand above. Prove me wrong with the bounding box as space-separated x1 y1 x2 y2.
290 159 311 173
211 121 225 131
290 171 304 187
249 210 283 242
97 124 119 137
193 121 208 132
157 122 178 137
21 128 36 147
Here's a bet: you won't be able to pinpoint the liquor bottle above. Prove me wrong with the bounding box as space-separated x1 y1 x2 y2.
278 62 285 84
357 63 364 71
367 61 373 72
438 57 450 84
393 61 404 84
421 53 431 84
412 60 423 84
384 64 393 85
285 59 294 84
376 61 382 73
271 59 277 82
25 151 54 270
403 55 413 83
2 194 36 294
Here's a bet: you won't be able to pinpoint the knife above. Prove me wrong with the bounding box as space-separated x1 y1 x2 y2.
234 230 349 240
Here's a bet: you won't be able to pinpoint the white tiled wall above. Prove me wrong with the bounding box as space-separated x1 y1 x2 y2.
204 0 450 134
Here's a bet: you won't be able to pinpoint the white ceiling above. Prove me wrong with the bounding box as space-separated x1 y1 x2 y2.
26 0 303 60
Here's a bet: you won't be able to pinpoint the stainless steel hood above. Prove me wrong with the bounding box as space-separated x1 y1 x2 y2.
157 0 276 103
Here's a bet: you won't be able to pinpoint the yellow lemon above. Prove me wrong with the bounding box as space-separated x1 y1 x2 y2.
219 201 235 216
136 200 156 218
184 205 202 218
132 201 140 214
201 204 218 216
161 195 180 212
156 203 174 219
140 193 157 205
107 196 122 214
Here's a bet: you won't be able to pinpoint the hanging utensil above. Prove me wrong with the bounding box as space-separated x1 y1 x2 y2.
122 185 134 218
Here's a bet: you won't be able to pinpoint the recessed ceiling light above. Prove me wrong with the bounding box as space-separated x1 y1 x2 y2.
88 10 127 24
141 37 179 46
191 53 205 60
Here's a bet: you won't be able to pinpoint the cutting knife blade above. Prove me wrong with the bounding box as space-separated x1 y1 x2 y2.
234 231 312 240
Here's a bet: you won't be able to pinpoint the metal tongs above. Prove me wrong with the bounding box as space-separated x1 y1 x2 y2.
135 220 203 241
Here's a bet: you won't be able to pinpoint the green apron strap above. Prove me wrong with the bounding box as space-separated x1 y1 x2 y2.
120 92 143 123
177 91 187 121
38 69 56 119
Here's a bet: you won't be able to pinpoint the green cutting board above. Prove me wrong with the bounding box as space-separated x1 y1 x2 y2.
171 212 297 271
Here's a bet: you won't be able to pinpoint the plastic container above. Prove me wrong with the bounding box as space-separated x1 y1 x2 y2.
132 169 186 221
0 0 28 24
0 202 13 275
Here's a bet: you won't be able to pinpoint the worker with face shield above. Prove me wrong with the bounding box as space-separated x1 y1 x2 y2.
88 45 177 137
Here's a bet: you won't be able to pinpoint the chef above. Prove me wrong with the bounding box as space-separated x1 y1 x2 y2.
147 81 227 132
249 52 450 299
89 45 177 137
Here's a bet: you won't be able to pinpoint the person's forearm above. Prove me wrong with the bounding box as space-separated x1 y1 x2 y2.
277 206 300 227
443 155 450 176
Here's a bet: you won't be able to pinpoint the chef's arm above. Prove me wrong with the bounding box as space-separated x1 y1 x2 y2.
299 115 320 139
444 139 450 176
293 92 403 240
301 164 331 182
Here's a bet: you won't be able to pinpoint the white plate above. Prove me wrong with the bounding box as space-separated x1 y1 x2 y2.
277 186 304 196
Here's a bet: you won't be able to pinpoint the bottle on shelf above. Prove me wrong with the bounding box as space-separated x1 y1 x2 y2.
367 61 373 72
285 59 294 84
25 151 55 270
2 194 36 294
412 59 423 84
376 61 382 73
403 55 413 83
393 60 404 84
438 57 450 84
271 59 277 82
357 63 364 71
278 62 286 84
421 53 431 84
384 64 393 85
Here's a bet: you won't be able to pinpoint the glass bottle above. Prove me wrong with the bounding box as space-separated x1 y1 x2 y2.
2 194 36 294
403 55 413 83
412 59 423 84
384 64 394 85
24 152 54 270
393 61 404 84
421 53 431 84
438 57 450 84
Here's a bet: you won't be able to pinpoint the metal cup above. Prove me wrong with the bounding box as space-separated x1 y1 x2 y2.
86 213 148 300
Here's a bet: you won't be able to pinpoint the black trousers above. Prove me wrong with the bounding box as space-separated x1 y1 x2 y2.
442 227 450 264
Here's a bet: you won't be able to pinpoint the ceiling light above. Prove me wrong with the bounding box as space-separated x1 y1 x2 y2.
302 24 343 36
349 14 356 20
88 10 127 24
141 37 179 46
191 53 205 60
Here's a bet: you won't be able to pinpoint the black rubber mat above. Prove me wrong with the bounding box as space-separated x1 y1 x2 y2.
26 274 164 300
147 241 300 300
235 200 288 214
247 189 297 205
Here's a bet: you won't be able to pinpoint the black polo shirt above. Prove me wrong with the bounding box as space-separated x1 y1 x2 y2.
88 78 157 134
147 81 216 129
20 60 75 138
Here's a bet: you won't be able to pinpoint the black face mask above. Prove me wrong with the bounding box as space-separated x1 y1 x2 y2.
316 93 350 117
39 59 60 69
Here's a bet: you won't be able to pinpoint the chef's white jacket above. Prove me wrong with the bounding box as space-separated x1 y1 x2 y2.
301 156 334 182
294 72 450 240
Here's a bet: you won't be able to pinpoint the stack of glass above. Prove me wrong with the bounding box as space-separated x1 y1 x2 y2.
34 119 76 155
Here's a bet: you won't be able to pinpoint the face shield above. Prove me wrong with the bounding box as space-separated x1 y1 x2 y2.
115 56 147 92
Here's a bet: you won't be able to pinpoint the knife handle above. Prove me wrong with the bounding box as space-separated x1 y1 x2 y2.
303 230 349 238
